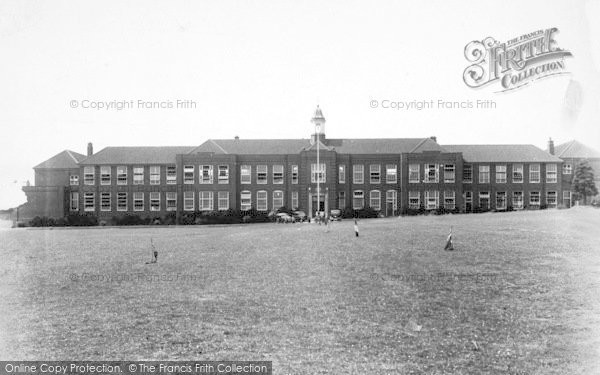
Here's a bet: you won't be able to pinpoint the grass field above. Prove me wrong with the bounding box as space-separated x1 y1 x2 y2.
1 209 599 374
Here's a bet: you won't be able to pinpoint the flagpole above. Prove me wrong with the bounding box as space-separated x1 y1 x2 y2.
316 122 320 220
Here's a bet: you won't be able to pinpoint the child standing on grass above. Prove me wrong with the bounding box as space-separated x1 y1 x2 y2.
354 219 359 237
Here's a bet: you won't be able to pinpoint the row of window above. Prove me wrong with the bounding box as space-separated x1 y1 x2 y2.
458 164 557 184
462 190 567 209
73 162 565 187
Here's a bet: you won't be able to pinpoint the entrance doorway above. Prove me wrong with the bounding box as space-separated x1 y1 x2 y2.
311 194 325 215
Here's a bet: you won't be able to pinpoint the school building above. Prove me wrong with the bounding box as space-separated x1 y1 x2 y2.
19 107 599 221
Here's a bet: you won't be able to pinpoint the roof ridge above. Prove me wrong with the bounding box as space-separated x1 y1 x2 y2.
209 139 228 154
65 150 80 163
409 138 429 153
557 140 576 158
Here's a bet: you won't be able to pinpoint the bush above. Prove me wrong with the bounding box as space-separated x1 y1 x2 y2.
65 214 98 226
112 214 145 226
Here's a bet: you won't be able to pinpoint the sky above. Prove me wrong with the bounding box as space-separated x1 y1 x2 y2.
1 0 599 209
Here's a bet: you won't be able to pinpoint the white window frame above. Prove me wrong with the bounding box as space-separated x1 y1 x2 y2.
478 165 490 184
530 191 540 206
117 192 127 211
479 191 490 209
311 163 326 183
291 191 299 210
463 164 473 183
496 191 506 210
369 190 381 210
256 190 268 211
370 164 381 184
218 191 229 210
339 165 345 184
424 190 439 210
70 175 79 186
424 164 439 183
444 190 455 210
166 165 177 184
70 192 79 211
183 191 195 211
84 192 95 211
273 190 284 209
117 166 127 185
257 165 268 184
133 192 144 211
166 192 177 211
100 192 111 212
218 165 229 184
563 190 571 206
443 164 455 183
150 166 160 185
100 166 111 185
200 165 213 184
338 191 346 210
353 190 364 210
273 165 284 184
408 191 420 209
133 167 144 185
495 165 506 184
546 164 557 183
529 164 541 183
183 165 195 184
84 166 95 185
200 191 213 211
409 164 420 183
386 190 397 211
546 191 557 208
240 165 251 184
512 191 523 210
563 163 572 175
240 190 252 211
291 165 299 184
386 164 397 184
353 164 364 184
150 192 161 211
512 164 523 183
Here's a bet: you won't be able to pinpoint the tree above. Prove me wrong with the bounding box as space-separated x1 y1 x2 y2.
573 160 598 204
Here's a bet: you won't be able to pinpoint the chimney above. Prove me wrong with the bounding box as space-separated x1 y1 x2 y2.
87 142 93 156
548 138 555 155
430 136 437 143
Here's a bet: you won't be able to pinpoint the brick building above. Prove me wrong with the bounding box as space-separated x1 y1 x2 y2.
20 107 596 222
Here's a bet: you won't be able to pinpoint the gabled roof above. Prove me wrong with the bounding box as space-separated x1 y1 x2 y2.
189 137 444 155
442 144 562 163
79 146 196 165
34 150 86 169
553 140 600 159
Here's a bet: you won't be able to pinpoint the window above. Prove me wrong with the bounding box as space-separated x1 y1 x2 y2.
512 164 523 183
444 191 455 210
479 191 490 210
408 191 420 209
291 191 299 210
370 190 381 210
133 167 144 185
150 192 160 211
240 191 252 211
184 165 194 184
563 190 571 207
353 190 364 209
218 191 229 210
563 164 572 174
100 166 111 185
70 192 79 211
200 191 213 211
444 164 455 183
117 166 127 185
370 165 381 184
409 164 420 183
425 190 439 210
338 191 346 210
150 166 160 185
496 192 506 210
200 165 213 184
257 165 267 184
84 166 95 185
101 192 111 211
117 192 127 211
273 165 284 184
166 165 177 184
84 192 95 211
166 192 177 211
386 165 397 184
218 165 229 184
292 165 299 184
256 190 268 211
529 164 540 183
133 192 144 211
311 163 326 183
530 191 540 206
70 175 79 186
547 191 557 208
353 164 364 184
183 191 194 211
424 164 439 183
463 164 472 183
338 165 345 183
495 165 506 183
464 191 472 212
546 164 557 183
478 165 490 184
273 190 284 209
512 191 523 210
386 190 397 214
241 165 251 184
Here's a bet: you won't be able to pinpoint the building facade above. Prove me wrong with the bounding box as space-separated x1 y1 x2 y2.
21 107 595 221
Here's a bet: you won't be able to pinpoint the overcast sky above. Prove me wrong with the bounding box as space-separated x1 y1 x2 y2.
1 0 599 209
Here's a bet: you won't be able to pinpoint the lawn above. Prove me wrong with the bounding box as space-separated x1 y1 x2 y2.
0 209 599 374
